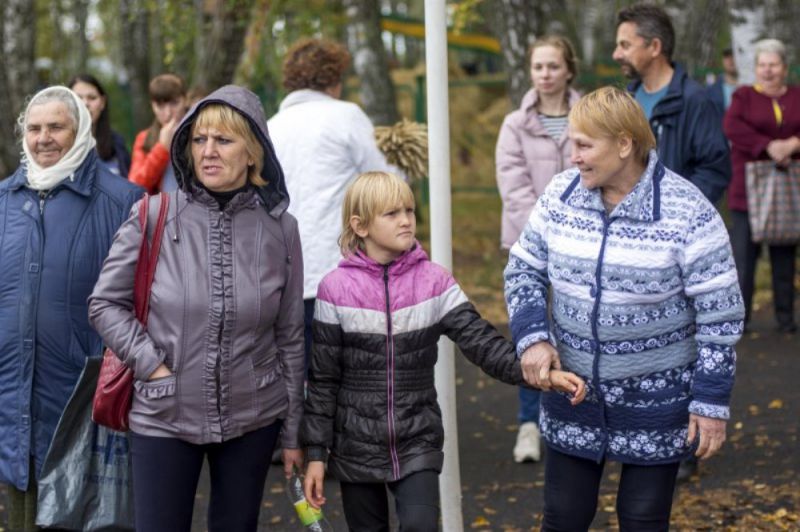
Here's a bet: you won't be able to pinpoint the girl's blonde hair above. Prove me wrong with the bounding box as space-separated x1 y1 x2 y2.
189 104 266 187
340 171 415 256
569 86 656 165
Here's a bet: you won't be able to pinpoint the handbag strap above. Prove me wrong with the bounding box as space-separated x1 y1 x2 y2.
132 192 170 328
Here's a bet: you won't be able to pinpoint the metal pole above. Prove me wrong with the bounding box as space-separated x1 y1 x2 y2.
423 1 463 530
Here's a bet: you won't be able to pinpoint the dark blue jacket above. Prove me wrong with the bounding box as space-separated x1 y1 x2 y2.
706 77 726 120
628 64 731 204
0 151 141 490
110 131 132 178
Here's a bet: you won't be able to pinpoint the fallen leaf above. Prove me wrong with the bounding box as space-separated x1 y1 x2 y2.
748 405 760 415
471 516 490 528
768 399 784 409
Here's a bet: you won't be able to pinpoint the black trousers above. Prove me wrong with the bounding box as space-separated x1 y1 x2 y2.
340 470 440 532
542 448 679 532
729 210 796 327
129 422 281 532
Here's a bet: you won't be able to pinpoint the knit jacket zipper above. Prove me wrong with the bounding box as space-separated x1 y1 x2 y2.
383 265 400 479
589 212 616 461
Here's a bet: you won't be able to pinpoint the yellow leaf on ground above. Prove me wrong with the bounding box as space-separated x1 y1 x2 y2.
471 516 490 528
748 405 760 415
768 399 784 409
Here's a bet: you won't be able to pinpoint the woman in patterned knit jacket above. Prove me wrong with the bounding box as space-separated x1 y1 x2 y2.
504 87 744 531
300 171 585 531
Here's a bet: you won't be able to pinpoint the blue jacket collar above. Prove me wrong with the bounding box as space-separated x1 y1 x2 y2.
8 151 98 197
559 150 664 222
627 63 688 117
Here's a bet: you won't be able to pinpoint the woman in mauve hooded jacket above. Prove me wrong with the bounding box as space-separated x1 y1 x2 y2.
89 85 305 532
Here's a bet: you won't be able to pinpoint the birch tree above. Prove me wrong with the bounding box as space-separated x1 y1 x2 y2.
344 0 400 125
0 0 37 177
728 0 765 85
491 0 538 108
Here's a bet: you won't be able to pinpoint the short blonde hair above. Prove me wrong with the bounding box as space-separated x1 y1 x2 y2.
189 104 266 187
569 86 656 165
340 172 415 256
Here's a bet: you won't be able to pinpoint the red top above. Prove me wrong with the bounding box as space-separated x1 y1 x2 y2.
723 85 800 211
128 130 170 194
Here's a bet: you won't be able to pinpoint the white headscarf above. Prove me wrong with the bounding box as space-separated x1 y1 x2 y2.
22 86 96 191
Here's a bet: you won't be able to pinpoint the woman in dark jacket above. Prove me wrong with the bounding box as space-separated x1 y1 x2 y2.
89 85 305 532
69 73 132 177
0 85 141 530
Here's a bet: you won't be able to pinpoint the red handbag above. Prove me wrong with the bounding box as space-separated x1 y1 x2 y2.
92 192 170 431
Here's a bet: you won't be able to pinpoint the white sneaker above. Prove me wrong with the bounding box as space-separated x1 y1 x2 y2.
513 422 541 463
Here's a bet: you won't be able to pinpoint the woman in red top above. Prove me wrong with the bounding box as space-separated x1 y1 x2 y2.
128 73 187 193
724 38 800 333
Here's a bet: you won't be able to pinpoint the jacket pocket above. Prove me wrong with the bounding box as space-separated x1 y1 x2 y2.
134 375 177 399
253 357 282 390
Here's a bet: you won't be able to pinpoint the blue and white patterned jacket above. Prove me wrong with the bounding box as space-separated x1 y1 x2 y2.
504 151 744 464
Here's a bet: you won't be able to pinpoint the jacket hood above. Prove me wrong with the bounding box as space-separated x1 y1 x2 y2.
340 241 428 276
171 85 289 216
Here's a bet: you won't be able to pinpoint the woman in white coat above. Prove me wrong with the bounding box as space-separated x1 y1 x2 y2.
268 38 399 365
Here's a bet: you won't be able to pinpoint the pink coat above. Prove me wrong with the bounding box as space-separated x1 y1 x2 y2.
495 88 581 248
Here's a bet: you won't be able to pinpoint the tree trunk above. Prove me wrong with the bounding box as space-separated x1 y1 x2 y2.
491 0 538 108
675 0 727 74
344 0 400 126
119 0 152 132
728 0 765 85
74 0 91 74
0 0 37 177
193 0 257 92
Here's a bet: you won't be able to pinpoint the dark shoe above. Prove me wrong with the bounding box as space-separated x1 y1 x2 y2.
676 457 698 482
776 322 797 334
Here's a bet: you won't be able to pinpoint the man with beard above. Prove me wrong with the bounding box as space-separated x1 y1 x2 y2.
613 2 730 205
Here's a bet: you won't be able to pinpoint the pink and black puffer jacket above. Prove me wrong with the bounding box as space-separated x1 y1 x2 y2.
300 243 523 483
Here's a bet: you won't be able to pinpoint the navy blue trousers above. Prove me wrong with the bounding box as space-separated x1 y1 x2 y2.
129 422 281 532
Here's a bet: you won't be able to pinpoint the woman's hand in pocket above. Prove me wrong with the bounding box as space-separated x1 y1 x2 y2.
147 363 173 381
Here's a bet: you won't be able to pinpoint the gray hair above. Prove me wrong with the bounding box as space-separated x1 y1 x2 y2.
16 87 81 140
754 38 788 66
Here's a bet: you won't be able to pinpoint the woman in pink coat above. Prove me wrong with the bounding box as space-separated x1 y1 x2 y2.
495 35 581 463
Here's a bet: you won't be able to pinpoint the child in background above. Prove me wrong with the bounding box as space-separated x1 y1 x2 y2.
128 73 187 193
300 171 585 530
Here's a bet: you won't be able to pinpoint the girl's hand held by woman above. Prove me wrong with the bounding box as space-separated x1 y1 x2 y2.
549 370 586 405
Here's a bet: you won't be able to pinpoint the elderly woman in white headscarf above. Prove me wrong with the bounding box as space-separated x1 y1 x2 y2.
0 86 141 529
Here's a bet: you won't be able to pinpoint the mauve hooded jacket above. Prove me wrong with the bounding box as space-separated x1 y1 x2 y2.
89 85 305 448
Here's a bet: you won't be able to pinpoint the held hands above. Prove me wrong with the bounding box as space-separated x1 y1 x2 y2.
520 341 561 390
687 414 727 460
549 370 586 406
303 461 327 510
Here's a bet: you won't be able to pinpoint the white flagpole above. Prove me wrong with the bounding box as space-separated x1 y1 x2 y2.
423 1 463 530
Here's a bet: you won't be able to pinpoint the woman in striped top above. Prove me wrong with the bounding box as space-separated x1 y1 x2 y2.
495 35 582 464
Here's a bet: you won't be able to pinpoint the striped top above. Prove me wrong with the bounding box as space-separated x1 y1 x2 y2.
504 150 744 464
538 113 568 141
